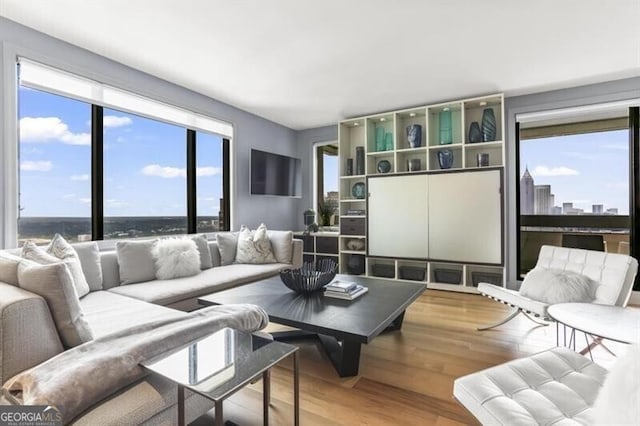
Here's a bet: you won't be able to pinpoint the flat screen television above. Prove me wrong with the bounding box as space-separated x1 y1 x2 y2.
250 149 302 197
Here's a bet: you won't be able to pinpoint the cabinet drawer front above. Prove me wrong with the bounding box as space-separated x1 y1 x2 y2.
302 236 314 253
341 218 365 236
316 237 339 254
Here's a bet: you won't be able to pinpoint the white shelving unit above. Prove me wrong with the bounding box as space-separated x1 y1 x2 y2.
337 93 505 293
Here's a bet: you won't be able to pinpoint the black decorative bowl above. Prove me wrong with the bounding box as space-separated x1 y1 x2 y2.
280 258 337 294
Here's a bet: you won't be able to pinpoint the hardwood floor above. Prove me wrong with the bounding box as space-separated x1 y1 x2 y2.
192 290 626 426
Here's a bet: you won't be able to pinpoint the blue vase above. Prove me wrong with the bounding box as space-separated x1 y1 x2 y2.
406 124 422 148
481 108 497 142
437 149 454 169
468 121 482 143
377 160 391 173
439 109 452 145
352 182 366 199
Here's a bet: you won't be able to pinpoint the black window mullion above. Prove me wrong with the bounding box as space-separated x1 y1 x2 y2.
91 105 104 240
187 129 197 234
222 138 231 231
515 121 522 279
629 107 639 290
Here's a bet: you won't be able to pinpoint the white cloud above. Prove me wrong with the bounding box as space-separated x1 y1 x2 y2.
141 164 222 179
79 198 92 204
103 115 133 128
198 197 216 202
21 160 52 171
20 117 90 145
197 167 222 177
70 174 89 181
601 143 627 151
531 165 579 177
106 199 127 208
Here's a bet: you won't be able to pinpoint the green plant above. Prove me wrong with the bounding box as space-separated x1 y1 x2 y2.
318 204 335 226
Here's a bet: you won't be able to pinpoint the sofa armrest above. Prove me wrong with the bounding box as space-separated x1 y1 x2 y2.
0 282 64 385
291 239 303 269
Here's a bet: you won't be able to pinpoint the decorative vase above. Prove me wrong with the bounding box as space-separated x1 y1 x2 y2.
355 147 365 175
468 121 482 143
477 153 490 167
439 108 452 145
384 132 393 150
481 108 497 142
346 239 365 251
407 158 421 172
437 149 454 169
352 182 366 199
347 254 365 275
407 124 422 148
375 126 385 151
346 158 353 176
377 160 391 174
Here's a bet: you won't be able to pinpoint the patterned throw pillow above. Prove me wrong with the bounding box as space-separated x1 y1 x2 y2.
235 224 277 264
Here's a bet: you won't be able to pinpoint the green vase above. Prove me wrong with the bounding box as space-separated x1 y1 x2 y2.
439 109 452 145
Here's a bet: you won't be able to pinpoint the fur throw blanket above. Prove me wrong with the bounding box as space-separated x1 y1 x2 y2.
2 304 268 423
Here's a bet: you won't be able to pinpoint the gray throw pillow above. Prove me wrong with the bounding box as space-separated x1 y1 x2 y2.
267 230 293 264
0 252 22 286
116 239 157 285
23 239 90 298
72 242 104 291
216 232 239 266
519 268 597 304
17 260 94 348
190 234 213 270
235 224 277 264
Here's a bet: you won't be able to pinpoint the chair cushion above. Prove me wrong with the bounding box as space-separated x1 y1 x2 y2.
477 282 549 317
519 268 596 304
454 347 607 426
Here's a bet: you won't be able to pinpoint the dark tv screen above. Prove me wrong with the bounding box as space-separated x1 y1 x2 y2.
250 149 302 197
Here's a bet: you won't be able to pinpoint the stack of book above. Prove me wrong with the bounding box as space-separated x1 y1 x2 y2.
324 280 368 300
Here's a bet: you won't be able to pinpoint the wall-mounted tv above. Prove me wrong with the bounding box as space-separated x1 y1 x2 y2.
250 149 302 197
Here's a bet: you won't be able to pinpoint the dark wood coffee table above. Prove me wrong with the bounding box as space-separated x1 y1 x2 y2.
198 275 426 377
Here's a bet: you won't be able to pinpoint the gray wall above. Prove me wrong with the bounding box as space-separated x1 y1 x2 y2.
0 17 299 248
505 77 640 285
295 125 338 230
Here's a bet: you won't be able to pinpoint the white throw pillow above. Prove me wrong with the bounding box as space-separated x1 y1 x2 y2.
235 224 277 264
190 234 213 270
216 232 239 266
593 344 640 425
519 268 596 304
116 239 157 285
0 252 22 286
267 230 293 264
17 260 94 348
23 239 91 298
153 238 201 280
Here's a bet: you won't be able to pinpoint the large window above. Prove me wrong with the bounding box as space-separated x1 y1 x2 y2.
314 143 338 227
16 59 231 244
18 87 92 244
517 117 630 276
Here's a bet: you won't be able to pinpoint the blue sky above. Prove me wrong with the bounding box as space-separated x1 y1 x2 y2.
18 87 223 217
520 129 629 214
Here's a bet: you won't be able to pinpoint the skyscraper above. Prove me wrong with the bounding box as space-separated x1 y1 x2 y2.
592 204 603 214
520 168 534 214
534 185 552 215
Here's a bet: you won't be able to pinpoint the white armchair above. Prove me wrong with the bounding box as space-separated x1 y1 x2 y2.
477 245 638 330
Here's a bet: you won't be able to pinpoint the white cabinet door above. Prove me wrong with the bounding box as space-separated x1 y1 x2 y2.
368 174 428 258
428 170 502 264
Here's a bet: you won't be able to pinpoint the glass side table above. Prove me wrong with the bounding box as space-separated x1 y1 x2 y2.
142 328 299 426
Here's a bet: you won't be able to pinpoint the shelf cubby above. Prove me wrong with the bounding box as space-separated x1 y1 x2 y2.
465 265 504 288
428 145 463 171
430 262 464 286
463 95 503 144
339 119 366 176
367 153 395 175
366 114 395 153
395 108 427 152
367 257 396 280
428 102 463 147
464 143 503 168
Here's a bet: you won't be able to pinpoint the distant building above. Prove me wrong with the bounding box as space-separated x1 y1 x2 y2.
551 206 562 215
606 208 619 215
534 185 552 215
565 207 584 215
520 168 534 214
592 204 604 214
77 234 91 242
562 202 573 215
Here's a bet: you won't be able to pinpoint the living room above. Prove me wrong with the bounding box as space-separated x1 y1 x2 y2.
0 1 639 425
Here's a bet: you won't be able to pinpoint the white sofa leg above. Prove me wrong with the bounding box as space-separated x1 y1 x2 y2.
477 308 520 331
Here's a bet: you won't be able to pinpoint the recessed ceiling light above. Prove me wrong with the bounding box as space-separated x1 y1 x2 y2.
443 107 450 112
380 118 386 122
353 122 359 126
479 101 487 106
409 112 416 117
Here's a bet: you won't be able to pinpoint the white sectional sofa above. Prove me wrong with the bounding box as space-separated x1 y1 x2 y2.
0 235 302 425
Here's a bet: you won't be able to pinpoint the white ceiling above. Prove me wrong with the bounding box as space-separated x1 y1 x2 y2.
1 0 639 130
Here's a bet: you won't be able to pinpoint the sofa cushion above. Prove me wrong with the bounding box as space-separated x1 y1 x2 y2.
17 260 94 348
153 238 201 280
235 224 277 264
191 234 213 270
519 268 596 304
80 291 185 337
23 240 91 298
216 232 239 266
268 230 293 263
0 252 22 286
108 263 287 306
116 239 157 285
73 242 104 291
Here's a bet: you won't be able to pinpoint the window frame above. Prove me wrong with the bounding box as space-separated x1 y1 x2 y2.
312 140 338 225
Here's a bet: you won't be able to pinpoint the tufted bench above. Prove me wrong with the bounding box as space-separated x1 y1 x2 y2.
453 347 607 425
